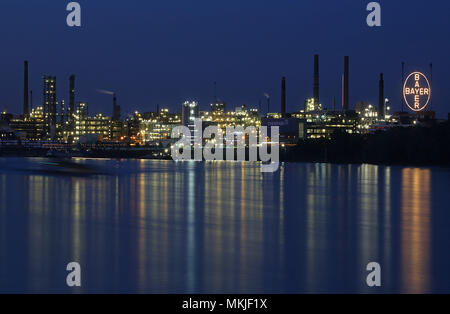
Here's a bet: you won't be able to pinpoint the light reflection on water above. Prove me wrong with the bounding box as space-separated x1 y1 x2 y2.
0 158 449 293
401 168 430 293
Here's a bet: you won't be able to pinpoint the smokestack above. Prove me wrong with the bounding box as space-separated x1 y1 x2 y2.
343 56 349 110
429 63 433 111
113 93 120 121
69 75 75 122
30 90 33 112
313 54 319 106
24 61 29 117
378 73 384 118
281 76 286 116
113 93 117 118
401 62 405 112
264 93 270 115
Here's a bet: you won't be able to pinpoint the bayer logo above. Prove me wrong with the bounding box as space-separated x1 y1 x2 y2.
403 72 431 112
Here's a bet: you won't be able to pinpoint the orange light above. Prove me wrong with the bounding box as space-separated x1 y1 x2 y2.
403 71 431 112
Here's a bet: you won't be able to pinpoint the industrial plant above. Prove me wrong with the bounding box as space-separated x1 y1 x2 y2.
0 55 444 159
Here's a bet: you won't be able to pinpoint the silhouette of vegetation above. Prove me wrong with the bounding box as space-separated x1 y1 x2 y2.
284 121 450 166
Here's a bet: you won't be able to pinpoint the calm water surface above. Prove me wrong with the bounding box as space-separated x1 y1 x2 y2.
0 158 449 293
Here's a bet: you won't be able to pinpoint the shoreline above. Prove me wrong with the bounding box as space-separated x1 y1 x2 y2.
0 152 448 169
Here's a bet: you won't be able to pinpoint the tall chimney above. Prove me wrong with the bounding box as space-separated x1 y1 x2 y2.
401 62 405 112
281 76 286 116
113 93 117 119
24 61 29 117
69 75 75 123
113 93 120 121
378 73 384 118
343 56 349 110
313 54 319 106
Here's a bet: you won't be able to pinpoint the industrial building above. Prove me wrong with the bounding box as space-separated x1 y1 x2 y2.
2 56 442 150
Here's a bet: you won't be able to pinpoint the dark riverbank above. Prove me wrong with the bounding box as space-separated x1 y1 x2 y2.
282 121 450 166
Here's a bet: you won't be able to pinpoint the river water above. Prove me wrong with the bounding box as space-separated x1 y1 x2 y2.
0 158 449 293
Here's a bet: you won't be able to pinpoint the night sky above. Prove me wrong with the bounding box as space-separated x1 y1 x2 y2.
0 0 449 118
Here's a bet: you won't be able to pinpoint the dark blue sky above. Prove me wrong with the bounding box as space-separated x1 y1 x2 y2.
0 0 449 118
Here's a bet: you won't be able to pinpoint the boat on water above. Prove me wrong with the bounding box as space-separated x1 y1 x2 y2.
37 158 98 175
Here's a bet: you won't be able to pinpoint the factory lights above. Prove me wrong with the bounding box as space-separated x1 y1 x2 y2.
171 119 280 173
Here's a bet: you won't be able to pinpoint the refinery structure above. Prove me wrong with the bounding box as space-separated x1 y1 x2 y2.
0 55 442 157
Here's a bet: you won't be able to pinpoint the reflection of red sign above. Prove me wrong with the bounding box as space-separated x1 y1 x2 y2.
403 72 431 112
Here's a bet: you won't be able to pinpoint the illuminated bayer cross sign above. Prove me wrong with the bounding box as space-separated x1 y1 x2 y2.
403 72 431 112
